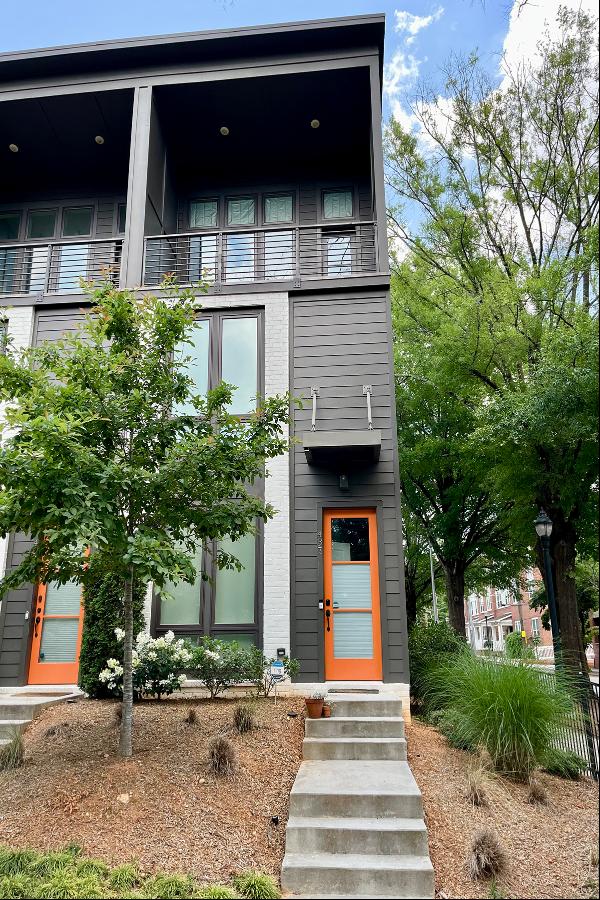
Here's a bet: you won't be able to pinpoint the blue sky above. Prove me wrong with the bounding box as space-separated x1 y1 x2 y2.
1 1 510 117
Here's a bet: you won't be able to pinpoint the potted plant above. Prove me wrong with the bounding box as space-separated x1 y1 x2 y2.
305 692 325 719
322 700 333 718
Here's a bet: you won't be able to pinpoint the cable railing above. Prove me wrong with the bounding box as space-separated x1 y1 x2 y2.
143 222 378 288
0 238 123 296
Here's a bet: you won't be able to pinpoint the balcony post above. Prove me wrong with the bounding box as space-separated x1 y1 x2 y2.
369 59 389 276
120 85 153 289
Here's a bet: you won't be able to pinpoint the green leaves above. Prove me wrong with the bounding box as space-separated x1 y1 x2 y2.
0 282 290 597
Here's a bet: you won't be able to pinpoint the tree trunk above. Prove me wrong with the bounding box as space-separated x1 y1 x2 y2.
119 572 134 757
444 565 466 636
536 513 589 679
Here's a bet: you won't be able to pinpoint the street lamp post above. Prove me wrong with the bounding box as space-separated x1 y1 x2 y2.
534 509 560 661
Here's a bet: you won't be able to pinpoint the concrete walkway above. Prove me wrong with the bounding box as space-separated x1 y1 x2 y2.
0 687 81 749
281 691 434 899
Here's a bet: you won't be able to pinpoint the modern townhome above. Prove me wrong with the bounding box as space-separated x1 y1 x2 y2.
0 15 409 701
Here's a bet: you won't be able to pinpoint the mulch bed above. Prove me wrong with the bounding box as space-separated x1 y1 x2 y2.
0 696 304 883
407 718 600 900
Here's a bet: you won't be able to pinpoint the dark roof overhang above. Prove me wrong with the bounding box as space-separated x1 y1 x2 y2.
302 429 382 468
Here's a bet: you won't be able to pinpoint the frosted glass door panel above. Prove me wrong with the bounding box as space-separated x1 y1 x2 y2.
44 580 81 616
214 533 255 624
39 617 79 662
334 612 373 658
174 320 210 415
221 317 258 414
332 564 372 609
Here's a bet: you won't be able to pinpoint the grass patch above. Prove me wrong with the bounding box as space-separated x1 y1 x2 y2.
0 733 25 772
542 747 588 780
0 847 278 899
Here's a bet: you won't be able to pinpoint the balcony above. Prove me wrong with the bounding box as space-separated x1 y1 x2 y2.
0 238 123 296
143 222 377 289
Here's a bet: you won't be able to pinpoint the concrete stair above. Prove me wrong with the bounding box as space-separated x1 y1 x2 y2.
282 692 434 899
0 690 79 748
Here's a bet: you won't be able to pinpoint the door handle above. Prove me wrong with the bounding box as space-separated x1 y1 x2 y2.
325 610 331 632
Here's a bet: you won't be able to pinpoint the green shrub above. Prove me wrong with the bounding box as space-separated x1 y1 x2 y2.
142 874 195 898
408 620 465 709
245 648 300 697
0 732 24 772
0 848 39 876
437 709 477 751
78 553 145 698
542 747 588 779
34 870 104 898
424 654 574 779
108 864 140 891
0 873 36 899
196 887 238 899
233 871 280 899
27 852 75 878
74 859 109 879
189 638 250 699
504 632 535 661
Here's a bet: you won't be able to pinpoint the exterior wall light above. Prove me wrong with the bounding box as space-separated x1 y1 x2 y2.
219 126 230 136
310 119 320 129
95 135 105 144
9 143 19 152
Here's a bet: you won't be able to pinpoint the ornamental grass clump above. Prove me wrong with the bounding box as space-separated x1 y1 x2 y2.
197 886 238 899
233 702 256 734
233 870 281 899
424 652 574 780
0 732 24 772
542 747 588 779
208 735 237 776
467 828 506 881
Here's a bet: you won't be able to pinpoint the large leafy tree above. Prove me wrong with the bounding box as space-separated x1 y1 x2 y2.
386 6 599 669
0 283 289 756
393 284 525 634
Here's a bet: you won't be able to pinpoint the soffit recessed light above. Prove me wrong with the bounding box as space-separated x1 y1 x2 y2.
310 119 320 129
9 143 19 152
219 126 230 136
95 135 105 144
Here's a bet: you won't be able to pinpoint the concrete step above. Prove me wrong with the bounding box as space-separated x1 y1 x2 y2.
328 695 403 718
306 716 405 739
0 703 40 722
281 851 434 898
285 815 429 855
302 736 407 761
0 719 30 740
289 761 424 819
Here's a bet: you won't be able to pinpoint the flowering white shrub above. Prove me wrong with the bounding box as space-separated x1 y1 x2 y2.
99 630 192 699
189 637 251 699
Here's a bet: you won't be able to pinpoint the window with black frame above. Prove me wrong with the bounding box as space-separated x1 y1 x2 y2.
155 309 263 645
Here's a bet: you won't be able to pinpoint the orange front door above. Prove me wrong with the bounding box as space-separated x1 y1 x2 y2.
28 580 84 684
323 508 382 680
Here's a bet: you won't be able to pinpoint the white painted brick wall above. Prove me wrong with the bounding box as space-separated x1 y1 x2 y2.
0 306 35 584
200 292 290 659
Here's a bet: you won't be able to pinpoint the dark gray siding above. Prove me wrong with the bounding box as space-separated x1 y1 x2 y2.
0 306 87 685
0 534 35 685
290 290 409 683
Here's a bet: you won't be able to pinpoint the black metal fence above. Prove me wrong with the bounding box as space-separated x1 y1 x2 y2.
534 669 599 780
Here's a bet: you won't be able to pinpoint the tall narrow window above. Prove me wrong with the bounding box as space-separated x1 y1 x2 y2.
214 533 256 625
159 544 203 626
221 317 258 414
174 319 210 415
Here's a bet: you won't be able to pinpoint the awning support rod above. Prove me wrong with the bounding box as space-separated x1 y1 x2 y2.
363 384 373 430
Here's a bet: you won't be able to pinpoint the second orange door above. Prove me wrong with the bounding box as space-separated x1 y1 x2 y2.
323 508 382 680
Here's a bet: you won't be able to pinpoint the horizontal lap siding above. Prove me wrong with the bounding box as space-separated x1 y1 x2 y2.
0 307 87 685
291 291 409 683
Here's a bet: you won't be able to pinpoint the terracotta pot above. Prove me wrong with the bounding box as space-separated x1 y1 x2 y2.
305 698 324 719
322 704 332 718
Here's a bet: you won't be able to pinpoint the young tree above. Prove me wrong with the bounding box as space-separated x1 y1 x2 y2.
0 283 289 756
386 6 599 667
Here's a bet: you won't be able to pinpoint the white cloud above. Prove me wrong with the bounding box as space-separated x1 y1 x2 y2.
501 0 597 83
383 50 420 99
394 6 444 45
